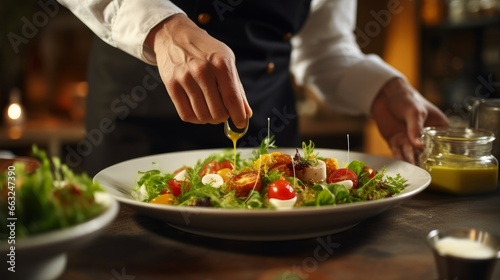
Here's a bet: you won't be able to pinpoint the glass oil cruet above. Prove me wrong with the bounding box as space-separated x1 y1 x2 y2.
419 126 498 195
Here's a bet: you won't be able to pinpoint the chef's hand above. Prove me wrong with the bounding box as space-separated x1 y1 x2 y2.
371 77 449 164
145 14 252 128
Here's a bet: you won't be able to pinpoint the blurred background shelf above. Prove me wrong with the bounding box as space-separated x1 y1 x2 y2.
418 0 500 126
0 116 83 158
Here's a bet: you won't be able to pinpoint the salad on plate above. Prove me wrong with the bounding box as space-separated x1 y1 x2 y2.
132 138 408 210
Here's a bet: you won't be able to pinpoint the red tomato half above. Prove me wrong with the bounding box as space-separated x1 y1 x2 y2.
200 160 234 177
227 171 261 197
268 179 296 200
364 166 376 179
327 168 359 189
269 162 293 177
219 160 234 170
268 154 293 176
200 161 219 177
162 179 184 197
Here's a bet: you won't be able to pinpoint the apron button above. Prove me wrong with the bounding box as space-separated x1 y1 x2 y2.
266 62 275 74
282 32 293 41
197 13 212 25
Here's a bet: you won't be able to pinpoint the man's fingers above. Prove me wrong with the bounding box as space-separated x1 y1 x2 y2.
213 57 249 129
404 106 426 148
150 14 251 128
167 82 200 123
191 64 230 123
389 133 417 164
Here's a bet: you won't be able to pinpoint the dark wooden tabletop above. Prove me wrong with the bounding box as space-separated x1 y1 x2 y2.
60 186 500 280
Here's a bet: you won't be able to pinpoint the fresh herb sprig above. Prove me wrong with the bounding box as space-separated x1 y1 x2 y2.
292 140 318 169
252 135 277 160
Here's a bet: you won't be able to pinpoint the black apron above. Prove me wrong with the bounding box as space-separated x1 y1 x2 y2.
83 0 311 175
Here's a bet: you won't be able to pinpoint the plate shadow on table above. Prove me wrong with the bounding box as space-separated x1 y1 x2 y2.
61 212 382 279
132 209 386 258
130 190 458 258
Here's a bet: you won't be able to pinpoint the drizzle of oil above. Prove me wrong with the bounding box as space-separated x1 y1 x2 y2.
224 118 249 168
228 130 242 167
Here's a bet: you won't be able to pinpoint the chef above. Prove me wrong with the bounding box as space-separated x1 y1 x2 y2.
56 0 449 175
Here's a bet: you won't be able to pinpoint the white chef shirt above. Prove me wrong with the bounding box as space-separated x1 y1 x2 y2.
56 0 403 116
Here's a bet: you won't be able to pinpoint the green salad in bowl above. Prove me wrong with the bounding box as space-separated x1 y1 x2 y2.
0 147 105 237
0 147 118 280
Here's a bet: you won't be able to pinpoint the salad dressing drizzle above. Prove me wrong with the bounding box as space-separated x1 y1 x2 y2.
228 130 242 167
224 118 249 167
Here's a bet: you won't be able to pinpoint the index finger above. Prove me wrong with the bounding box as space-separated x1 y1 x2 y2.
212 57 252 129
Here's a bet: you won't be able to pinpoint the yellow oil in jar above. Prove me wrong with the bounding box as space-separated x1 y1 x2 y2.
427 165 498 195
420 127 499 195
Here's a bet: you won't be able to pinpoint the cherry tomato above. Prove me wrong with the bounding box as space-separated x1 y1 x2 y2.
200 160 234 177
327 168 359 189
200 161 219 177
173 167 191 176
269 162 293 177
268 179 296 200
219 160 234 170
68 184 81 196
363 166 376 179
162 179 184 197
269 154 293 176
227 171 261 197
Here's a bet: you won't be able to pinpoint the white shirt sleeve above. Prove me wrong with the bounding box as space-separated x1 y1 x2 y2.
56 0 185 64
291 0 404 116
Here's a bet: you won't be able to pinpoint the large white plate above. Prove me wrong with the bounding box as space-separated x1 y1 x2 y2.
95 148 430 241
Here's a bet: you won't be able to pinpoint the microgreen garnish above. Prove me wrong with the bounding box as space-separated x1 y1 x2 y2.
292 140 318 169
253 135 277 159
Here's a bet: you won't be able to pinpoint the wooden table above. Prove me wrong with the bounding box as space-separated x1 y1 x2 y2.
60 186 500 280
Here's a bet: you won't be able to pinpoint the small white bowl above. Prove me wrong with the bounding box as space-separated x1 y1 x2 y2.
0 192 119 280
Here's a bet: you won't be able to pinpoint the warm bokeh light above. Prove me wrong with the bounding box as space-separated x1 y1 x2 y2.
7 126 23 140
7 103 22 120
